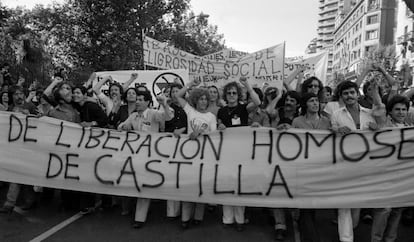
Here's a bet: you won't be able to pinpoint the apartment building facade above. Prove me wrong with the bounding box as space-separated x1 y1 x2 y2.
332 0 396 79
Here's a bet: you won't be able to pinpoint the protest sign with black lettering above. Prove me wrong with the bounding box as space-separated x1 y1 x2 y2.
1 111 414 208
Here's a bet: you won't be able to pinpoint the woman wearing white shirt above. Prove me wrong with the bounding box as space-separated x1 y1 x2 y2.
175 79 217 229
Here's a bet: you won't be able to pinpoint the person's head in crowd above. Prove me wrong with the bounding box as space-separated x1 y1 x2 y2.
301 76 323 98
72 85 88 105
122 87 139 104
169 83 183 104
34 89 44 104
9 85 26 106
300 92 319 116
188 88 210 112
263 86 278 108
53 81 73 104
338 81 359 107
331 81 346 102
136 90 152 112
1 63 10 73
381 82 392 97
109 82 123 100
282 90 301 114
386 95 409 124
323 86 332 101
208 85 220 105
362 79 383 99
0 91 10 106
223 82 242 106
2 83 10 93
136 85 149 92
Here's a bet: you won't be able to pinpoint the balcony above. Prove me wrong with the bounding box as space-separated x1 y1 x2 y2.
367 3 380 12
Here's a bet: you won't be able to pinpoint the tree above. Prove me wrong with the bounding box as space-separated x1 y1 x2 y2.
3 0 225 85
0 6 53 88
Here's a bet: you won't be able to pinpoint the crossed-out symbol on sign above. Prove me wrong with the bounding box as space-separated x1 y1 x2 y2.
152 72 185 97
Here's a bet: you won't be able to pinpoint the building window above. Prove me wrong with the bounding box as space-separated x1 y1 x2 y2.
367 15 378 25
366 30 378 40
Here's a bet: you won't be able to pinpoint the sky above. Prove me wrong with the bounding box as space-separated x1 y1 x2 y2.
1 0 319 57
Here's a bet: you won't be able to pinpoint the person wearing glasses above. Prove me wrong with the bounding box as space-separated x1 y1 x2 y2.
300 76 324 102
217 77 260 232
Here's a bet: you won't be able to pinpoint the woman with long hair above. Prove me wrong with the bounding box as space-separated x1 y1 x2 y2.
206 85 222 117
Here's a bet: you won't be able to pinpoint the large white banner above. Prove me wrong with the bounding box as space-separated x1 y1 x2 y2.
1 111 414 208
0 112 414 208
285 51 329 87
202 49 248 62
143 36 284 89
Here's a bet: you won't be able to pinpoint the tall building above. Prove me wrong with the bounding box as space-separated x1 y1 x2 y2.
317 0 357 81
332 0 396 79
395 0 414 86
305 38 318 54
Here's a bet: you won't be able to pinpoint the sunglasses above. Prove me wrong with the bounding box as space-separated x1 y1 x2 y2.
227 91 238 96
308 84 319 88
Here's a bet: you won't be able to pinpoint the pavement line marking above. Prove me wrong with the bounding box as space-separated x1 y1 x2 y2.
29 212 84 242
28 201 102 242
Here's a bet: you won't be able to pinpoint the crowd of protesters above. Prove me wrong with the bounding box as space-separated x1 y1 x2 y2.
1 61 414 242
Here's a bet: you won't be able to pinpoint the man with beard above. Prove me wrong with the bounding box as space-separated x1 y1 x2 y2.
118 90 173 229
0 86 42 214
9 85 38 115
45 81 82 211
331 80 385 242
93 73 138 127
276 91 301 129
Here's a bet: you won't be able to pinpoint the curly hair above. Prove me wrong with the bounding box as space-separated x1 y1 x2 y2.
188 88 210 109
222 81 242 103
301 76 324 101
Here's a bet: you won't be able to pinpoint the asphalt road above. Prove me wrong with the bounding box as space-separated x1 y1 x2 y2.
1 185 413 242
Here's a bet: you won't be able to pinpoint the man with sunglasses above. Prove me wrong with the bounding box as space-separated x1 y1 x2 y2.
217 77 260 231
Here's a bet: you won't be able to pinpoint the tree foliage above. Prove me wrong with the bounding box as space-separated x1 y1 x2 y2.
1 0 225 86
